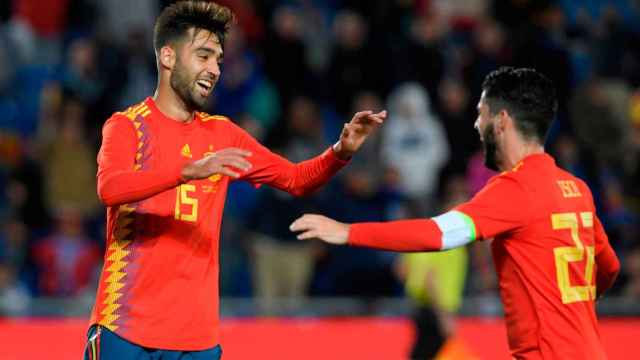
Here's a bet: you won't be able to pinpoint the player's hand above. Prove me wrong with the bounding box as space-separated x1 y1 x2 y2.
289 214 350 245
333 110 387 160
181 147 252 181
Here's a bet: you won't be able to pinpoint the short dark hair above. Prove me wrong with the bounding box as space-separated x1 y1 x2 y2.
482 67 558 142
153 1 234 53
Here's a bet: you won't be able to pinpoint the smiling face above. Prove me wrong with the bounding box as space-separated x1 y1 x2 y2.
475 91 502 171
169 28 223 111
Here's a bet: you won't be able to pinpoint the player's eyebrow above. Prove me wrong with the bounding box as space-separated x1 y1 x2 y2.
195 46 221 56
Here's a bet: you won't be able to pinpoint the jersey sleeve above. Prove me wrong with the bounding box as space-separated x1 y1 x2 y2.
229 122 348 196
593 215 620 297
455 174 532 240
97 115 184 206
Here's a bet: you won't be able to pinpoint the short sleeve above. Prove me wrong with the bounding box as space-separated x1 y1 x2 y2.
455 175 531 240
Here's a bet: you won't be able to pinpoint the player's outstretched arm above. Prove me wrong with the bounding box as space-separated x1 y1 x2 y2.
332 110 387 160
290 211 476 252
230 110 385 197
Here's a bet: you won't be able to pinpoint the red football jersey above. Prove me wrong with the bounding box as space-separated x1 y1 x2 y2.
456 153 616 359
347 153 618 358
89 97 347 350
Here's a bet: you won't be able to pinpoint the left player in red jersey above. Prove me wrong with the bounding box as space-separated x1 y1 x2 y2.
84 1 386 359
291 67 620 359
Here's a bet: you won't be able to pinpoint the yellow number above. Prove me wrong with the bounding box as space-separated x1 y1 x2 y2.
175 184 198 222
552 212 595 304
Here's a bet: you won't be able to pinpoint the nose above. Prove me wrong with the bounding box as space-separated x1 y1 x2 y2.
208 61 220 80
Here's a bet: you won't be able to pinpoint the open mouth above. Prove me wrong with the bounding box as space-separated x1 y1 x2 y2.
196 79 213 95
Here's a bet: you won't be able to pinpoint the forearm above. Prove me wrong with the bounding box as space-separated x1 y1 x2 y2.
348 219 443 251
97 166 183 206
348 211 477 252
279 147 348 196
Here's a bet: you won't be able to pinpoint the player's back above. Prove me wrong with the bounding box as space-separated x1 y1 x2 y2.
491 153 607 359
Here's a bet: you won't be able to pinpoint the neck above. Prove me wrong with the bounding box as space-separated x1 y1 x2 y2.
499 140 545 171
152 80 193 123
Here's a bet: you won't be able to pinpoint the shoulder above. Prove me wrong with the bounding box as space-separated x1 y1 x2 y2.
103 101 152 134
113 101 152 121
473 171 529 202
197 112 247 135
198 112 231 123
487 170 525 189
198 112 235 129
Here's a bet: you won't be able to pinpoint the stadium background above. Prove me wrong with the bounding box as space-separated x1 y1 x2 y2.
1 0 640 358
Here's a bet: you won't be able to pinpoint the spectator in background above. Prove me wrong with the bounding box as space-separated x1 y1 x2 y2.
397 14 448 100
395 175 474 359
96 0 157 46
41 97 100 217
262 6 311 108
552 135 587 181
625 104 640 203
0 218 29 278
463 19 509 95
215 0 265 45
209 25 278 127
382 82 450 216
438 78 478 177
6 149 49 232
511 1 572 129
117 27 157 109
6 0 70 65
247 96 327 314
601 180 637 252
60 37 105 107
32 207 100 297
0 261 30 315
570 77 633 170
327 10 386 115
622 244 640 300
347 91 386 178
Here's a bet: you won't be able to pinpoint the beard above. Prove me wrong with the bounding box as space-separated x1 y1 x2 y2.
482 122 500 171
170 57 209 111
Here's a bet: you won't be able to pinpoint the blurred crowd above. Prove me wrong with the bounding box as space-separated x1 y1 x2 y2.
1 0 640 314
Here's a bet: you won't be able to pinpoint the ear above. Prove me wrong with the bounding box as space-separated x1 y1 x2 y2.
496 109 511 133
159 46 176 70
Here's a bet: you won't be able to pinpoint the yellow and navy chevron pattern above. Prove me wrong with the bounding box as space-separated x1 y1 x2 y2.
99 102 150 332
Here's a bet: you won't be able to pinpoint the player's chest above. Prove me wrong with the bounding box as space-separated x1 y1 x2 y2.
141 125 230 212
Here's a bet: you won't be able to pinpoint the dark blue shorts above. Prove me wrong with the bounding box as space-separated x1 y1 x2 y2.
83 325 222 360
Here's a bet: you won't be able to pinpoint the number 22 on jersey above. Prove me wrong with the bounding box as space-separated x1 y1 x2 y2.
552 212 595 304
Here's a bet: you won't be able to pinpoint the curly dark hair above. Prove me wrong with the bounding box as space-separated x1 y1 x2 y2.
153 1 234 53
482 67 558 142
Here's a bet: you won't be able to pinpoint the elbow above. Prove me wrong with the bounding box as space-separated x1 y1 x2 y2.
97 189 116 207
290 188 308 197
97 180 120 207
608 257 621 281
605 252 621 280
288 186 317 197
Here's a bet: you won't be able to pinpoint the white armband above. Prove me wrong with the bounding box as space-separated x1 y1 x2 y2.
433 210 477 250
